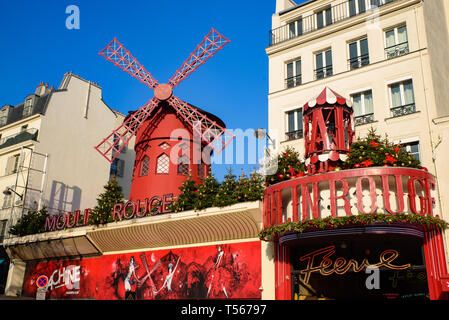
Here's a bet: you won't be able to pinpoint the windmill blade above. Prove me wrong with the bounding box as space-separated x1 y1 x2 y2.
99 38 159 90
168 95 235 154
95 97 160 163
167 28 230 88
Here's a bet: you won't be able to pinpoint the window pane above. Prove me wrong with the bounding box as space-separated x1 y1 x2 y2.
358 0 366 13
360 38 369 57
289 22 296 38
390 84 402 107
352 94 363 117
403 80 415 105
287 62 293 79
156 154 169 174
325 8 332 25
296 109 303 131
325 50 332 66
316 52 323 70
297 18 303 36
140 156 150 176
349 0 357 16
317 11 324 29
295 60 301 76
364 91 374 114
386 30 395 47
288 112 295 132
398 26 408 44
349 42 358 60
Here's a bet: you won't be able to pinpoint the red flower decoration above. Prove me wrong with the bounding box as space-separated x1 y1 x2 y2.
384 154 397 163
369 141 379 147
361 159 373 167
393 146 401 153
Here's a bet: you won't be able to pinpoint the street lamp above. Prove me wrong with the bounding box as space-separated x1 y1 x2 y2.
3 187 23 200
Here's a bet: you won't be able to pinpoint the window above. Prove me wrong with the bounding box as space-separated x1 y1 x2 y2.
177 154 190 175
23 99 33 117
285 108 303 141
389 79 416 117
0 107 9 126
351 90 374 125
348 38 369 70
316 7 332 29
349 0 366 16
156 153 170 174
288 18 303 39
286 59 302 88
159 142 170 150
385 25 409 59
5 154 20 176
402 141 420 162
315 49 333 79
139 156 150 176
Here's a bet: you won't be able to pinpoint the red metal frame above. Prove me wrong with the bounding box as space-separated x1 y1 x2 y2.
96 29 234 163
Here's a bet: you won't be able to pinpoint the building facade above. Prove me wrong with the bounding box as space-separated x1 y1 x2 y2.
266 0 449 299
0 72 134 294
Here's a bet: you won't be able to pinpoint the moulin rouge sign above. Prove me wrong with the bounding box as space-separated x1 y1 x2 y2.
264 167 437 227
44 194 173 232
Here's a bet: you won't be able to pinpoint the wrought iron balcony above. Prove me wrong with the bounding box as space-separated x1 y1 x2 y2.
268 0 398 47
354 113 375 126
385 42 409 59
262 167 436 230
390 103 416 118
285 75 302 89
285 129 304 141
0 128 38 150
348 54 370 70
314 66 333 80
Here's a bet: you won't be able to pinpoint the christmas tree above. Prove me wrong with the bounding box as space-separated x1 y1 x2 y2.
343 128 421 169
9 207 48 237
266 146 305 185
172 173 199 212
89 176 124 225
196 171 220 210
214 168 238 207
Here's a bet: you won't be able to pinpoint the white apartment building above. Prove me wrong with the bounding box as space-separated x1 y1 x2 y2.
0 72 135 244
267 0 449 253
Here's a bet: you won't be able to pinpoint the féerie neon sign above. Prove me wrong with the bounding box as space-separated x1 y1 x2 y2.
299 245 411 284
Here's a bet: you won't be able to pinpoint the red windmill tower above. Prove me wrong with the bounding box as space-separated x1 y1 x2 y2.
303 87 355 174
95 29 234 207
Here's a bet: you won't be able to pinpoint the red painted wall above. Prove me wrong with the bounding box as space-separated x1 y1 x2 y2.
22 241 261 300
129 107 211 202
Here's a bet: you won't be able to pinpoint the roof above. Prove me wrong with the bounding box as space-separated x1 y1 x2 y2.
125 100 227 130
0 93 52 128
303 86 352 114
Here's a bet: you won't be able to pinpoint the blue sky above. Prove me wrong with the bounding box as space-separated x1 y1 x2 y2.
0 0 289 181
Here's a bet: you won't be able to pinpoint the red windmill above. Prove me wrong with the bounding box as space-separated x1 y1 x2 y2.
95 29 234 206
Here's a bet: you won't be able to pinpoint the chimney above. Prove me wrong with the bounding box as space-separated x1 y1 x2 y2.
35 81 52 96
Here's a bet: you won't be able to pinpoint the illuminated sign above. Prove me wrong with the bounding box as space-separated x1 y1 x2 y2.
299 245 411 284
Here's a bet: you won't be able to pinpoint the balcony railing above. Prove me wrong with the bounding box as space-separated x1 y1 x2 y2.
0 128 38 150
348 54 370 70
285 129 304 141
354 113 375 126
314 66 333 80
285 75 302 89
263 167 436 229
385 42 409 59
268 0 398 47
390 103 416 118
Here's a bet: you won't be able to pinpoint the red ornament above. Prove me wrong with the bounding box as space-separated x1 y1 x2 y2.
369 141 379 147
361 159 373 167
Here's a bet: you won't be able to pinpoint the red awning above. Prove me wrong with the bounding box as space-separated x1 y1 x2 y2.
303 86 352 113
